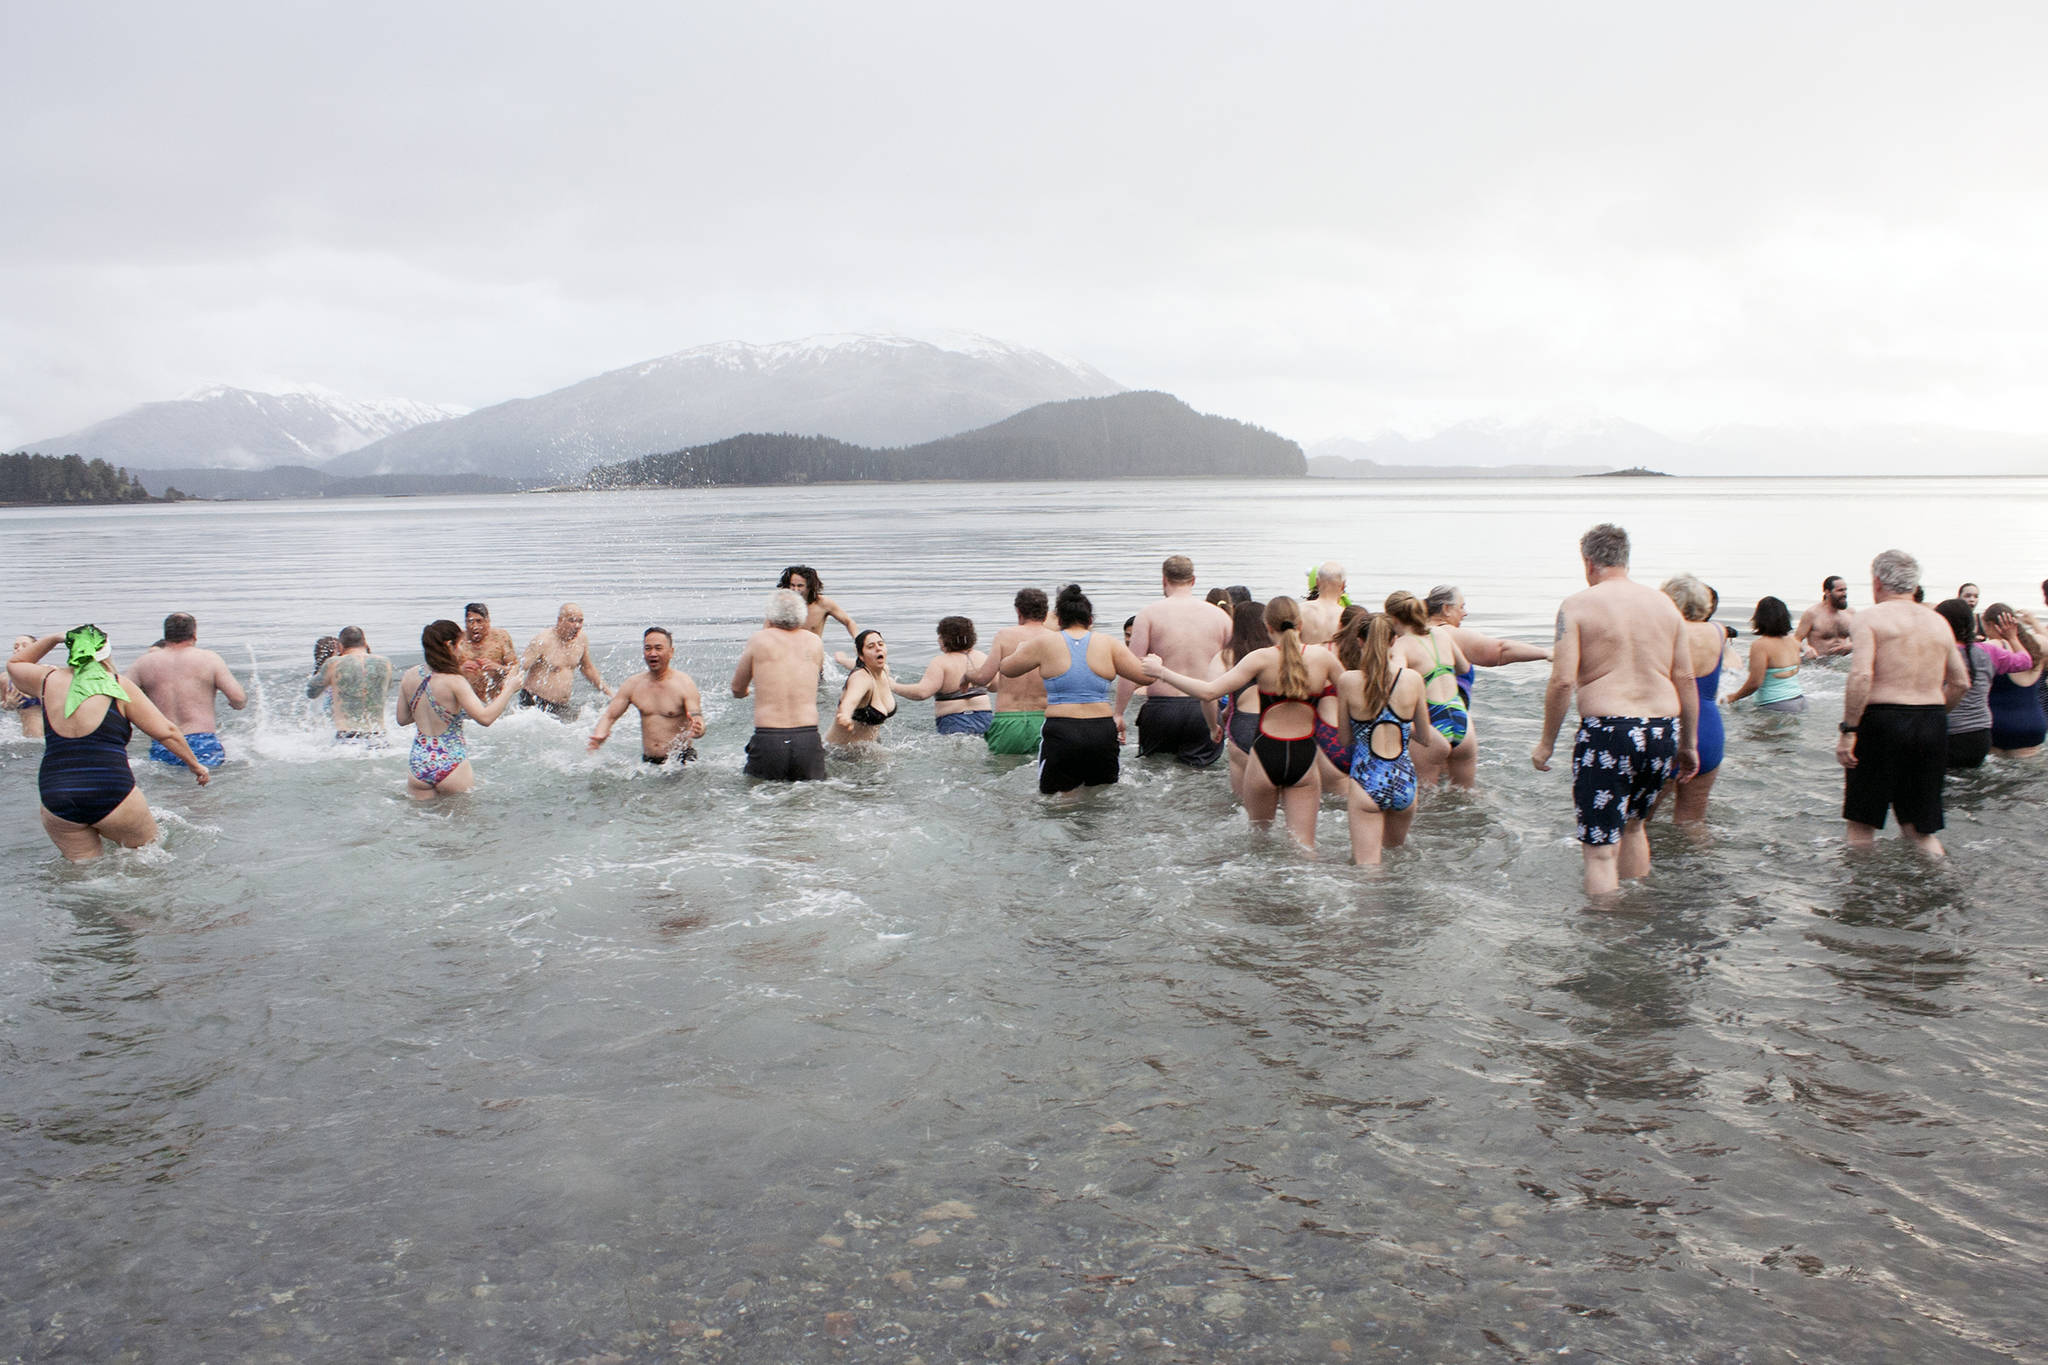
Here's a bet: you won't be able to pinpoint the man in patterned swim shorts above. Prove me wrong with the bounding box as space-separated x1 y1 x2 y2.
1531 524 1699 895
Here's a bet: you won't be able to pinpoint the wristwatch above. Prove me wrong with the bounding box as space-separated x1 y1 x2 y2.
1838 722 1857 734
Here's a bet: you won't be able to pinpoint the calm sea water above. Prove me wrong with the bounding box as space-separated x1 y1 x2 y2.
2 477 2045 1363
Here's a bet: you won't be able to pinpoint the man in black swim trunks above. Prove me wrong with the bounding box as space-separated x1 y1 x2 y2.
590 626 705 764
1838 549 1968 857
516 603 612 720
1117 555 1229 767
732 589 827 780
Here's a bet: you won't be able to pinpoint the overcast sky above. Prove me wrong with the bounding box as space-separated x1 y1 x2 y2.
5 1 2045 452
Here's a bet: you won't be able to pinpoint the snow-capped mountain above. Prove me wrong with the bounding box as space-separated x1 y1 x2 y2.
24 385 464 471
324 333 1125 480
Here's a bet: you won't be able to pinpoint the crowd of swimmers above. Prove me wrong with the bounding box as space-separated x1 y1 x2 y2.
8 538 2046 893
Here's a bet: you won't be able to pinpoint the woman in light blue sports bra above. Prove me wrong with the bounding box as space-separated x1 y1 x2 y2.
1726 596 1806 714
997 584 1153 795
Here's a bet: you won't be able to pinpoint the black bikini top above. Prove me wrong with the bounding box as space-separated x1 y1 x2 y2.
850 702 894 726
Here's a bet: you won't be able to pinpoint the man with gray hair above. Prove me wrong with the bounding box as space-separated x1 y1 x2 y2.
1532 524 1698 895
1837 549 1967 856
731 588 827 780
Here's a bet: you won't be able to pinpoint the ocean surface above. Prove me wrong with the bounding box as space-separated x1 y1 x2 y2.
2 476 2045 1363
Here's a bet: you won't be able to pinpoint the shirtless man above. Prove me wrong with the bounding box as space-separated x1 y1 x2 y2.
1301 562 1348 646
966 587 1059 755
732 589 828 780
128 612 247 768
778 566 858 642
589 626 706 764
306 626 391 742
1117 555 1230 765
1796 576 1855 659
457 602 520 700
1531 525 1698 896
1838 550 1968 857
517 603 612 720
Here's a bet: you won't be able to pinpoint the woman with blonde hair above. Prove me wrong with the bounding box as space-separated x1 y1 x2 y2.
1143 596 1344 849
1334 612 1446 864
1385 590 1471 788
1657 574 1733 823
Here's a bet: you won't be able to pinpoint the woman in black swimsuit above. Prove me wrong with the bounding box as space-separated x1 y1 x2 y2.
1143 597 1343 851
8 627 209 862
1217 601 1272 801
827 629 899 745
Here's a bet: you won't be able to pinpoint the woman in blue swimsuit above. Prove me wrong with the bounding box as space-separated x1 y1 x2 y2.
1334 612 1447 864
1658 575 1732 824
396 620 523 799
8 626 209 861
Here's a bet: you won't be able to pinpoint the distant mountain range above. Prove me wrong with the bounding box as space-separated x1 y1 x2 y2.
25 386 462 471
326 333 1125 481
590 391 1304 487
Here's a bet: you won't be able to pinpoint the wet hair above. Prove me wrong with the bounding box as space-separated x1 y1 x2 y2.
1821 576 1844 596
464 602 489 620
1226 585 1253 605
643 626 672 643
1205 587 1232 611
1162 555 1195 585
1872 549 1920 596
1383 590 1429 635
1014 587 1048 621
1055 584 1093 629
937 616 976 652
1265 596 1311 700
1660 574 1713 623
764 589 806 630
314 635 342 665
1579 524 1630 569
162 612 197 643
1338 603 1367 633
340 626 370 652
1935 599 1976 646
778 566 821 603
1750 596 1793 637
1425 585 1459 617
421 620 463 675
1983 601 2019 631
852 629 885 668
1958 582 1978 597
1226 599 1272 665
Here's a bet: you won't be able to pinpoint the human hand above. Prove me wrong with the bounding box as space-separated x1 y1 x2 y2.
1141 653 1165 679
1530 740 1553 772
1676 746 1700 781
191 764 210 786
1115 717 1128 745
1836 733 1858 768
587 731 607 751
688 717 706 739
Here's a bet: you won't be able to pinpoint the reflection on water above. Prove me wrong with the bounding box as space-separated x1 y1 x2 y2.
2 479 2046 1361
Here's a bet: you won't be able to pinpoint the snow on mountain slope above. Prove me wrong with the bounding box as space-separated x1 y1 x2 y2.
25 386 464 470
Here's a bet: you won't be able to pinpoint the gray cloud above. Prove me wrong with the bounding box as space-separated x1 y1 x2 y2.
6 2 2046 454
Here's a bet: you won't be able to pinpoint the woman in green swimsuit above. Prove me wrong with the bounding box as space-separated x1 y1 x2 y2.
1386 591 1470 789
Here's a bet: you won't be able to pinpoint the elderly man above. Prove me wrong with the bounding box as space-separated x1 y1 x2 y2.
1301 561 1349 645
128 612 247 768
590 626 706 764
732 589 827 780
457 602 520 700
1838 550 1969 857
306 625 391 742
1117 555 1230 765
517 602 612 720
1532 524 1698 895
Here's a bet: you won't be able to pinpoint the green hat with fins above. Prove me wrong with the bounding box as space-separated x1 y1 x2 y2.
63 624 129 718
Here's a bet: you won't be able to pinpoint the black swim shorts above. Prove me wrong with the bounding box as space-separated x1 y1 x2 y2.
1136 695 1221 768
643 745 698 766
516 689 572 720
1038 715 1120 794
1843 703 1946 832
1571 715 1678 845
744 726 826 781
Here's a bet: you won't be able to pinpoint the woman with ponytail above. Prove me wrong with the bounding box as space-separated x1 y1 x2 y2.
1143 596 1343 848
1386 589 1471 788
1334 613 1446 864
397 619 524 798
997 585 1154 794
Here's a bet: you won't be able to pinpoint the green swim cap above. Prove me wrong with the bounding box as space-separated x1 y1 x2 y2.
63 624 130 718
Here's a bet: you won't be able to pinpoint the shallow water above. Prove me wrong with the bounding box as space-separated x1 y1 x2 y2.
3 477 2046 1362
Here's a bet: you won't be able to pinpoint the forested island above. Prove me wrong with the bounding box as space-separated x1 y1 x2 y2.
1 452 174 504
587 391 1306 487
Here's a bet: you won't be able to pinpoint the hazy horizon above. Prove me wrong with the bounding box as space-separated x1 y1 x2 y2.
6 3 2046 467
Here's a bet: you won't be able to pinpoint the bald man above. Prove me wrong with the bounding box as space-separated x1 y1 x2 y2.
1301 562 1348 645
517 603 612 720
